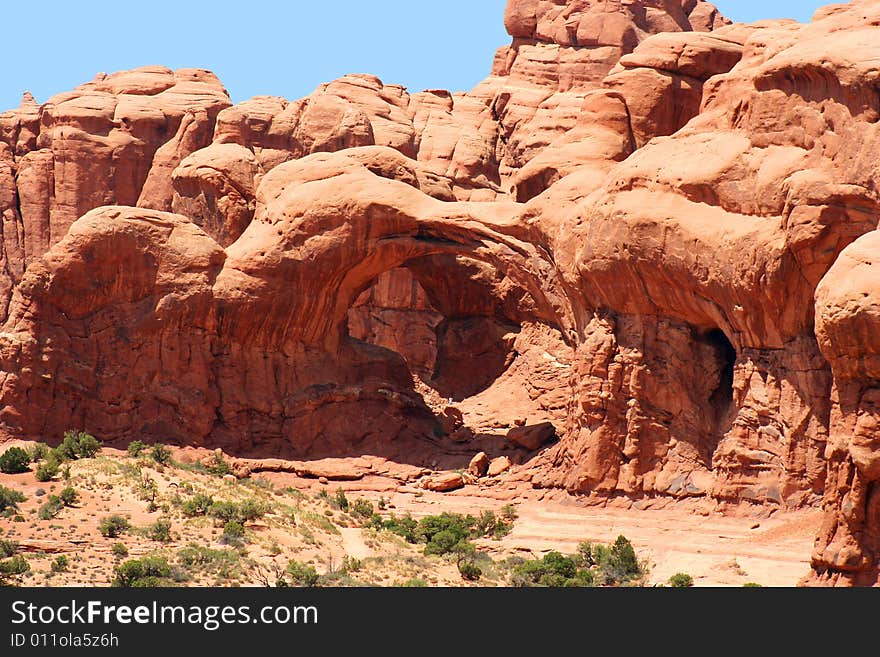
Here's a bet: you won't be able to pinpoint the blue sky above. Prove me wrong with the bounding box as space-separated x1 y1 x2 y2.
0 1 833 113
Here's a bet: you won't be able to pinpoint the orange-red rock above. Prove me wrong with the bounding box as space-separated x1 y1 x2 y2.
0 0 879 586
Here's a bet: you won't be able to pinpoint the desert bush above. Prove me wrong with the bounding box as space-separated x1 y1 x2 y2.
220 521 245 546
38 496 64 520
99 515 131 538
351 498 373 519
0 485 26 514
401 578 427 587
205 452 230 476
150 444 172 465
333 488 349 512
0 447 30 474
181 493 214 517
51 555 69 573
57 430 102 460
0 554 30 585
511 551 594 588
146 519 172 543
208 498 268 525
743 582 763 588
29 443 50 462
58 486 79 507
668 573 694 588
35 457 60 483
112 557 179 587
368 513 418 543
598 535 643 585
0 539 19 558
458 560 482 581
127 440 148 458
111 543 129 558
286 560 319 587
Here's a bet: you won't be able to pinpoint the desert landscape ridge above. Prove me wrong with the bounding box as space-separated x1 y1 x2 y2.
0 0 878 587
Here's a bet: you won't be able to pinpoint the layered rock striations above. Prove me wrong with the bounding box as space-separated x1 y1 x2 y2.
0 0 878 584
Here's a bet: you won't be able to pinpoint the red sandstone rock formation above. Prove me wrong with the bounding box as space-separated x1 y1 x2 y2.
0 0 878 585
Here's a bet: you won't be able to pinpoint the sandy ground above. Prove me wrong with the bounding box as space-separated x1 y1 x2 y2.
0 443 821 587
366 490 820 587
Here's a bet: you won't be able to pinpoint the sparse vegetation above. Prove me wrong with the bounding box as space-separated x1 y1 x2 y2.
58 486 79 507
57 430 102 460
0 485 26 515
112 556 184 587
111 543 129 559
29 443 50 462
38 496 64 520
285 560 319 587
0 554 30 585
146 519 173 543
351 498 374 519
668 573 694 588
181 493 214 517
35 457 60 482
205 452 230 476
127 441 148 458
51 555 70 573
220 521 245 546
150 444 172 465
0 447 31 474
99 515 131 538
401 577 427 587
511 551 594 587
0 539 19 558
509 535 645 587
333 488 349 512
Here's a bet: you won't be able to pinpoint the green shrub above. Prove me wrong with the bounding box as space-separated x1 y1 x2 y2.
401 578 427 587
111 543 129 558
333 488 349 512
598 535 643 585
146 519 172 543
221 521 245 546
150 444 172 465
205 452 230 476
35 458 60 482
511 551 594 588
369 513 418 543
57 430 102 460
237 498 268 523
0 539 19 558
208 499 267 525
99 515 130 538
0 485 26 514
286 560 319 587
29 443 50 462
51 555 69 573
181 493 214 517
127 441 148 458
0 447 30 474
458 561 482 581
58 486 79 507
208 501 238 523
351 498 374 519
38 496 64 520
112 557 174 587
178 545 239 569
743 582 763 588
668 573 694 588
0 554 30 584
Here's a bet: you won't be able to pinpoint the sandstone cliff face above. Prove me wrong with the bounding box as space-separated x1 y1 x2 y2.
0 0 878 584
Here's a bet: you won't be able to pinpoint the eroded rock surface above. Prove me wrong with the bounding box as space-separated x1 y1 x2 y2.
1 0 879 585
